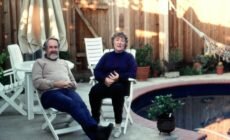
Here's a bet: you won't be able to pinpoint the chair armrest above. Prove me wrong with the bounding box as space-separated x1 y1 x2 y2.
2 69 14 84
91 77 136 83
89 76 95 80
90 76 136 86
89 76 96 85
128 78 137 84
2 69 14 76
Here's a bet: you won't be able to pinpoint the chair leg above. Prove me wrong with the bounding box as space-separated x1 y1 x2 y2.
43 111 59 140
41 109 81 140
101 98 133 134
36 93 60 140
123 99 133 134
36 93 82 140
41 112 56 129
0 90 27 115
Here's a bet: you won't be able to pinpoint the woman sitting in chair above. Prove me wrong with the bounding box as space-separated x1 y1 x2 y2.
89 32 137 138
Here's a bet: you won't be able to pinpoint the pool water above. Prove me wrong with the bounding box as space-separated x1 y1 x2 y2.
132 84 230 130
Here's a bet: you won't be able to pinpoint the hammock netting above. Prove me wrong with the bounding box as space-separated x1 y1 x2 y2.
169 0 230 62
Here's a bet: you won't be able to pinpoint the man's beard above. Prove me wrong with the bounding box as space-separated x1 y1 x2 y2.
48 53 59 60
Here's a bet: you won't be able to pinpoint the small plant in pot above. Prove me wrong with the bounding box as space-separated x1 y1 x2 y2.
192 54 207 74
133 43 152 81
216 61 224 75
147 94 184 135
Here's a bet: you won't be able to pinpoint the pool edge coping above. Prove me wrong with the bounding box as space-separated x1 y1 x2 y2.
131 76 230 139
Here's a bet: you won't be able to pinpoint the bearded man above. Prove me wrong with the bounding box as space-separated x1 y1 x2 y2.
32 37 113 140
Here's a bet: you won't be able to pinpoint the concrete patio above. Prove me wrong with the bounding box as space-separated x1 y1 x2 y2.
2 73 229 140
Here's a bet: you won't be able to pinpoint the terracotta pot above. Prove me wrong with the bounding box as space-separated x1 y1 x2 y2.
216 66 224 75
157 115 175 134
136 66 150 81
193 62 202 71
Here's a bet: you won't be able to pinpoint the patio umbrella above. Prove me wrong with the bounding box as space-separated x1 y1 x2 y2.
18 0 68 54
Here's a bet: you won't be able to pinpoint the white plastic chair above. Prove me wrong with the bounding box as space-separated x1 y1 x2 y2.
7 44 43 119
0 68 27 115
84 37 104 85
35 92 82 140
87 48 137 134
7 44 25 81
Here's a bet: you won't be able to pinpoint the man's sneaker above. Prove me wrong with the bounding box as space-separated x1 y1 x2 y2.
96 123 114 140
113 126 122 138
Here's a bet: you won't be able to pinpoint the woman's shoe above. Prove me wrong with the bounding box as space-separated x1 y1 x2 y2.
113 126 122 138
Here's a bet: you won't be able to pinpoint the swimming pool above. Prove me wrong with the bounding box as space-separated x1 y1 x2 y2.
132 83 230 131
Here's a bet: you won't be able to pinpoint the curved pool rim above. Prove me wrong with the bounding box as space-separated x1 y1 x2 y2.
131 76 230 139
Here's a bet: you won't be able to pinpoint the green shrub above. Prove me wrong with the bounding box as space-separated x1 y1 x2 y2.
148 94 184 119
133 43 152 67
163 48 183 71
0 50 9 84
180 66 201 75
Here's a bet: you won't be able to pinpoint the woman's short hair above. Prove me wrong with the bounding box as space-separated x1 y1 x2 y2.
43 37 60 50
111 32 128 48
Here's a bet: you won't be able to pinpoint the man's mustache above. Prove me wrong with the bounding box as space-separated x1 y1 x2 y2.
50 51 58 54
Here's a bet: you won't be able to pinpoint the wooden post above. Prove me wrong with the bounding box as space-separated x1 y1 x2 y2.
158 0 169 62
108 0 115 48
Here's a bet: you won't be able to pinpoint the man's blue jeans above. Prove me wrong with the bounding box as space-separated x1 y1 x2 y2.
41 88 98 139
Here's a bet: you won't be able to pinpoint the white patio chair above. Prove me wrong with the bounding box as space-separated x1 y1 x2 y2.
35 92 82 140
7 44 44 119
0 68 27 115
7 44 25 81
87 47 137 134
84 37 104 85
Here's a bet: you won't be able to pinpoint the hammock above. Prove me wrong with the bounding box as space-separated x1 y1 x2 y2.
168 0 230 62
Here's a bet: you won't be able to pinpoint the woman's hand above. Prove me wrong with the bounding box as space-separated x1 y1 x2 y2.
108 71 119 81
104 71 119 87
104 77 114 87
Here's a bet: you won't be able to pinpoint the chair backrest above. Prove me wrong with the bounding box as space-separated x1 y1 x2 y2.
7 44 25 80
84 37 104 74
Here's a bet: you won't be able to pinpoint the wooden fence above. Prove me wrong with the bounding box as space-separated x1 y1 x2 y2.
1 0 230 71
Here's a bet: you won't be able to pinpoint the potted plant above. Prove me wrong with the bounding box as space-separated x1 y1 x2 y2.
134 43 152 81
151 60 162 77
147 94 184 134
216 61 224 75
163 48 182 78
192 54 208 75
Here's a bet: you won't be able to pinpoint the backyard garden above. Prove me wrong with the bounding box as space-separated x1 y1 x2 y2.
1 0 230 139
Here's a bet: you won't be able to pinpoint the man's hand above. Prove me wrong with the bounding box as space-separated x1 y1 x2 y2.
53 80 74 88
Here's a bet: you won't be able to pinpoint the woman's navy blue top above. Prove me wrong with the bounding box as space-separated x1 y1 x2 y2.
94 51 137 83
